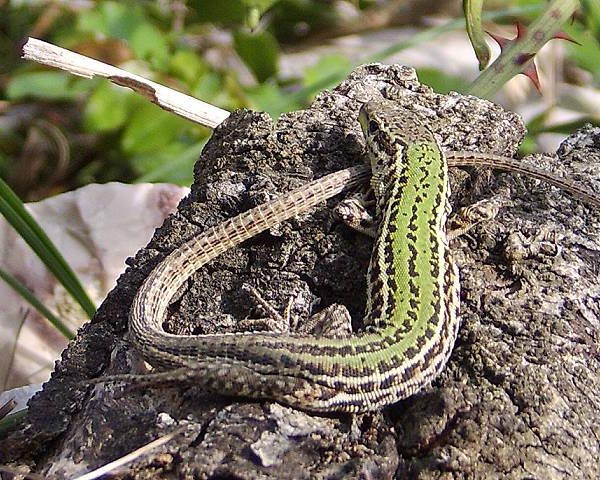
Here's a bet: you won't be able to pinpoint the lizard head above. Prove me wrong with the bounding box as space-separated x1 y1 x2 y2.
358 99 442 195
358 100 438 161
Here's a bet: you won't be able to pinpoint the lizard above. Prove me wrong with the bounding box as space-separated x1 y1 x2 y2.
104 99 599 413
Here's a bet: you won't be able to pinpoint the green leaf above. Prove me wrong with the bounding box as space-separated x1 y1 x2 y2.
303 54 351 89
581 0 600 41
416 68 467 94
233 29 279 82
187 0 246 24
170 51 208 86
191 72 238 111
133 141 206 185
242 0 278 11
245 82 302 118
6 72 88 101
84 82 130 132
130 22 170 70
242 0 278 28
121 101 190 154
76 7 108 35
77 1 145 40
564 24 600 83
0 178 96 319
76 0 169 68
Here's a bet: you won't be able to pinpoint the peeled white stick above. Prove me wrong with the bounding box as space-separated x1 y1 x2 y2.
22 37 230 129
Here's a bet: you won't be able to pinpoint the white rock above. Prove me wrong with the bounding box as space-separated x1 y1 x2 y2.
0 182 188 391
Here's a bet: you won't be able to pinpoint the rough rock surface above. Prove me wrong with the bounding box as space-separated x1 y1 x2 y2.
1 64 599 479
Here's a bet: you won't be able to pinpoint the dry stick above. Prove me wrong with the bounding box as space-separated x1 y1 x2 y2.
72 426 189 480
22 38 230 129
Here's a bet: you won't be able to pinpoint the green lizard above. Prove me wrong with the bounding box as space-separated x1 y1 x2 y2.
112 100 599 413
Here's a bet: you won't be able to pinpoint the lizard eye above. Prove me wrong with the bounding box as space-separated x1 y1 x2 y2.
368 120 379 135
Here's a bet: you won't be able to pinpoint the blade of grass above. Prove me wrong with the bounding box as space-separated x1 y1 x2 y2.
0 268 75 339
0 178 96 318
0 409 28 436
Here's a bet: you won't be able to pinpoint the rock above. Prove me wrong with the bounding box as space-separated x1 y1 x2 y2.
1 64 598 479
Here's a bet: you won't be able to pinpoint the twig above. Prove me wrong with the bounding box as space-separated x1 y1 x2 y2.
22 38 230 128
72 425 188 480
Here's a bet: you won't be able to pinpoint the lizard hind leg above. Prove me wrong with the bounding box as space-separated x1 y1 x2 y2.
295 304 353 339
239 283 353 339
